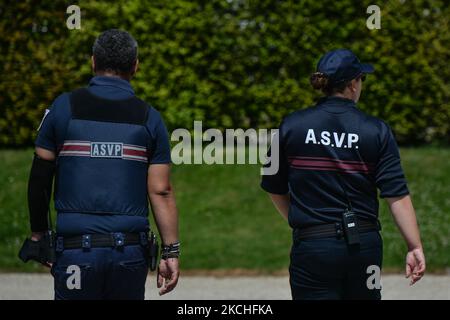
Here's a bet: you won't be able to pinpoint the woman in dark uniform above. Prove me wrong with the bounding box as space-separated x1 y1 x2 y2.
261 49 426 300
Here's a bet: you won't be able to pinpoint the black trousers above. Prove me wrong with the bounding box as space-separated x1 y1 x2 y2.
51 244 148 300
289 230 383 300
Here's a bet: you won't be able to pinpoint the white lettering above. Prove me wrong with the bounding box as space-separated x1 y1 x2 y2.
100 144 106 156
107 144 114 155
92 144 99 156
305 129 317 144
115 144 121 156
333 132 346 148
348 133 359 148
320 131 331 145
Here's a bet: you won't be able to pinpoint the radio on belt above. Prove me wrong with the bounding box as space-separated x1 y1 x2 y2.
342 209 360 245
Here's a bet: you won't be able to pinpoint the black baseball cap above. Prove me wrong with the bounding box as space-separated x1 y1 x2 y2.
317 49 374 85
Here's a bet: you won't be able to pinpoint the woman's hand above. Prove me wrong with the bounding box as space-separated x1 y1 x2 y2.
405 247 426 285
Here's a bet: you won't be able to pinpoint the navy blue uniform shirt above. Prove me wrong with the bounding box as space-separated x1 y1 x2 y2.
35 76 171 235
261 96 409 229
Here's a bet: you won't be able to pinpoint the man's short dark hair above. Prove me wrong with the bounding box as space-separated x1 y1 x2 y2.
92 29 138 76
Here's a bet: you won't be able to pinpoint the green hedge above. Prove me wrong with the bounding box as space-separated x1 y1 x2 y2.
1 0 449 146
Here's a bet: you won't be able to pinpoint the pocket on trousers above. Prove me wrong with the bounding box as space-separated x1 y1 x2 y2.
118 258 147 271
359 231 383 251
117 258 148 283
115 258 148 298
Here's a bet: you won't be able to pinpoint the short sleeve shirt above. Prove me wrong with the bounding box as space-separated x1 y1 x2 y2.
261 96 409 228
35 76 171 235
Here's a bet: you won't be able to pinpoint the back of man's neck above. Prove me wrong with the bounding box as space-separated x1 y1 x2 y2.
95 72 131 82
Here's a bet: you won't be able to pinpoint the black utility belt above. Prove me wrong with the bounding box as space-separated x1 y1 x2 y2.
295 218 380 242
56 232 148 250
19 231 160 272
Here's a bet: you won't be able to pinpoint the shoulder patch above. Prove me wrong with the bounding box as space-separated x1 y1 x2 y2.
37 108 50 131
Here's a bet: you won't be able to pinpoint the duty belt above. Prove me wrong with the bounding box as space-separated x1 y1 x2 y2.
56 232 147 251
295 219 380 241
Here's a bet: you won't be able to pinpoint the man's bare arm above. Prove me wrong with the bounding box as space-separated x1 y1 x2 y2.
147 164 179 245
147 163 179 295
35 147 56 161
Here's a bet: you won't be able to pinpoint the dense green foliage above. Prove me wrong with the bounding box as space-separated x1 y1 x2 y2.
0 148 448 272
1 0 449 146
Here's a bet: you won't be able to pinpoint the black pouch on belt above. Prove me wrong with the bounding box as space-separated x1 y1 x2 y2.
18 230 55 266
342 209 360 245
148 232 159 271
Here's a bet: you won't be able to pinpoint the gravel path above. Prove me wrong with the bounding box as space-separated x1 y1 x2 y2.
0 273 448 300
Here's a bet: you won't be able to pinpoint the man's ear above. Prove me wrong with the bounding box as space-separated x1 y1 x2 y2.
133 59 139 75
91 56 96 73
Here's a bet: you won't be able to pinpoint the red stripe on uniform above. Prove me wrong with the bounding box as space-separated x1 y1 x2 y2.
60 145 90 151
291 165 371 174
123 149 147 157
289 159 372 172
288 156 374 167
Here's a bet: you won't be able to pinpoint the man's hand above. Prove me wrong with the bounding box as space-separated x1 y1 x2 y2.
157 258 179 295
406 247 426 285
31 232 45 242
24 232 52 268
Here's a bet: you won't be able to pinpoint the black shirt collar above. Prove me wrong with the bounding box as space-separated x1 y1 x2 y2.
316 96 357 112
88 76 135 95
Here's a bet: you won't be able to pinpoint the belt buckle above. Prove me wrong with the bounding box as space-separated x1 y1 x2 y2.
82 234 91 249
113 233 125 247
56 237 64 252
335 222 343 239
139 232 148 246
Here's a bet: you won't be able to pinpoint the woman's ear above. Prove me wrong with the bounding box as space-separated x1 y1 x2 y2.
349 79 358 92
91 56 96 73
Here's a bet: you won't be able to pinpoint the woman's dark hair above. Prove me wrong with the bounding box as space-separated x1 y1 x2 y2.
310 72 353 96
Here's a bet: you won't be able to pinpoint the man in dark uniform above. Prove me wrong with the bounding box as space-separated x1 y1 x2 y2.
26 29 180 299
261 49 426 300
